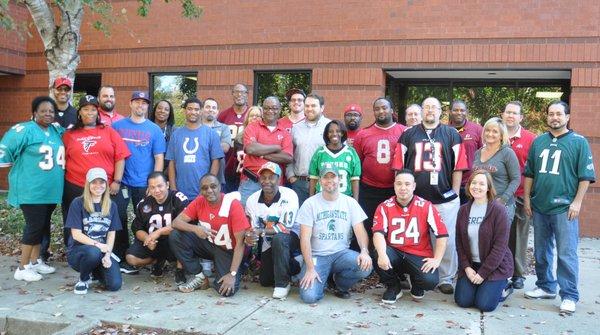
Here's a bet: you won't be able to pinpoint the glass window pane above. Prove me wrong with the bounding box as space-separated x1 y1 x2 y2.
254 71 311 115
151 74 197 127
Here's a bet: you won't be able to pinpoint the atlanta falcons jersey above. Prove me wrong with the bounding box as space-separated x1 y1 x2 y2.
131 190 190 239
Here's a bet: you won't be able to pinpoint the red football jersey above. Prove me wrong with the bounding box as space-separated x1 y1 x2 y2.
217 106 248 178
372 195 448 257
353 123 406 188
183 193 250 250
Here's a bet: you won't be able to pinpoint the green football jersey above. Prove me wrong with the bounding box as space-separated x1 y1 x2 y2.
309 145 361 196
524 130 595 214
0 121 65 207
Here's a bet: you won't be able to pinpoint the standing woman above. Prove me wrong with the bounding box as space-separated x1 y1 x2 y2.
308 120 361 200
149 100 176 174
455 170 514 312
472 117 520 222
0 96 64 281
66 168 122 294
233 106 263 176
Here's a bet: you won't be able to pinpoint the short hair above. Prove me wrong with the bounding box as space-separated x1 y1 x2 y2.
149 100 175 126
395 169 415 178
97 85 115 96
200 173 219 186
147 171 168 184
373 97 394 111
183 97 203 109
465 169 497 202
323 120 348 145
306 93 324 107
483 117 509 145
204 97 218 108
31 96 57 116
406 104 422 112
505 100 522 111
262 96 281 106
546 100 570 115
450 99 467 110
232 83 248 92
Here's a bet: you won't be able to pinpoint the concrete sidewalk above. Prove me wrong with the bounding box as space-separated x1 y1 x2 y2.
1 238 599 335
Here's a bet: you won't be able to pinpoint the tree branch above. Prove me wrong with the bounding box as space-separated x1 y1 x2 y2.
23 0 55 49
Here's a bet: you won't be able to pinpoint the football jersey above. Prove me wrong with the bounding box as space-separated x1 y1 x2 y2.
353 123 406 188
393 124 468 204
131 190 190 240
524 131 595 215
217 106 248 179
0 121 65 206
245 186 299 252
372 195 448 257
183 192 250 250
308 145 361 196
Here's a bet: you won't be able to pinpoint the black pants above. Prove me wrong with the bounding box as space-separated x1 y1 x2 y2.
169 230 241 296
20 204 56 245
352 182 394 251
259 232 301 288
373 246 439 292
61 180 84 248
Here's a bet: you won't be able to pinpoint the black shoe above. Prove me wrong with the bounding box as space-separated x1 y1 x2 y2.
382 284 402 304
399 274 411 290
175 268 186 285
119 262 139 275
151 260 165 278
500 282 514 302
333 289 351 299
438 283 454 294
410 286 425 300
512 277 525 289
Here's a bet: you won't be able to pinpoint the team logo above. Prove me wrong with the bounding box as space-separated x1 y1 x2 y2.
183 137 199 163
209 213 215 221
327 219 336 232
277 135 283 140
142 205 152 213
83 140 97 152
465 134 472 140
158 206 163 211
516 144 523 149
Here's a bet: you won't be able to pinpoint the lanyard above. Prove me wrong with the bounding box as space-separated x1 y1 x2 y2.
424 127 437 170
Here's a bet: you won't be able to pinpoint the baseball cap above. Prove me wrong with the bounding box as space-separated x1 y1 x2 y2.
78 95 99 108
131 91 151 103
86 167 108 183
53 77 72 89
319 163 339 178
258 162 282 176
285 88 306 101
344 103 362 115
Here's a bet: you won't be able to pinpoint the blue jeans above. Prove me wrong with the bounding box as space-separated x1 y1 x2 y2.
299 249 371 304
373 246 439 292
290 179 309 206
238 179 261 207
532 211 579 301
67 245 122 291
454 274 507 312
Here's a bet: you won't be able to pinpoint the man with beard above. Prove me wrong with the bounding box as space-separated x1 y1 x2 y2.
167 97 224 200
278 88 306 133
202 98 232 189
343 104 362 146
52 77 77 129
218 84 249 192
98 86 124 126
404 104 422 127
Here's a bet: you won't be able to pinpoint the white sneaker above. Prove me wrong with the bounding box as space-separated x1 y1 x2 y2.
29 259 55 274
14 267 42 282
273 284 291 299
74 280 89 295
524 287 556 299
559 299 576 314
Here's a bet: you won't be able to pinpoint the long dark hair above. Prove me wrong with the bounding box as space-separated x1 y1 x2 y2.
72 104 104 130
323 119 348 146
150 99 175 126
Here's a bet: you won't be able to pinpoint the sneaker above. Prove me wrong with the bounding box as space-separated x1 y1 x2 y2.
500 282 514 302
14 267 42 282
559 299 576 314
178 272 210 293
382 284 403 304
200 259 213 277
74 280 89 295
119 262 139 275
333 289 351 299
524 287 556 299
273 284 291 299
410 287 425 301
29 259 55 274
175 268 186 285
438 283 454 294
511 276 525 290
151 260 165 278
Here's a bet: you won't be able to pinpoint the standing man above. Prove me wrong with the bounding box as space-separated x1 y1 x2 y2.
404 104 422 127
297 164 372 303
343 103 363 146
97 86 124 126
202 98 232 189
218 83 249 193
287 93 331 205
501 101 536 290
523 101 595 314
245 162 301 299
240 96 293 206
353 98 406 245
278 88 306 133
392 97 468 294
170 174 250 297
447 100 483 204
52 77 77 129
167 97 224 200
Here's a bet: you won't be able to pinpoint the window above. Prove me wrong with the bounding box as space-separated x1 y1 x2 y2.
254 70 311 115
150 73 198 126
72 73 101 109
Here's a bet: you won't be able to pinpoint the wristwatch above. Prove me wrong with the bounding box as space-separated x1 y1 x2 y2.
230 271 237 276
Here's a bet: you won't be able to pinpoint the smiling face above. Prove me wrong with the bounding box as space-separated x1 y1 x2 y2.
79 105 99 126
53 85 71 105
89 178 107 198
421 97 441 127
483 123 502 147
304 97 323 122
148 176 169 204
184 102 202 124
130 98 149 118
501 103 522 129
232 84 248 107
547 104 569 132
326 122 343 147
154 101 171 123
34 101 55 127
320 172 339 194
289 93 305 115
262 98 281 126
98 87 115 112
200 175 221 204
404 105 422 127
203 99 219 122
259 170 279 196
469 173 489 202
449 101 467 126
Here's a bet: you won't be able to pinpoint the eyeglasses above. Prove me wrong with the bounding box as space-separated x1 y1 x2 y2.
55 87 71 93
232 90 248 95
263 106 281 111
290 98 304 103
422 105 440 111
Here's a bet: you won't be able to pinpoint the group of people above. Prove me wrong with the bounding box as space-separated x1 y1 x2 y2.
0 79 594 315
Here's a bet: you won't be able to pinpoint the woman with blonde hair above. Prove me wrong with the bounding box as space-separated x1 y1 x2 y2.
234 106 263 175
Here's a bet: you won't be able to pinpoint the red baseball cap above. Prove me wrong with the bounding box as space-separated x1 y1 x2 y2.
53 77 72 89
344 103 362 115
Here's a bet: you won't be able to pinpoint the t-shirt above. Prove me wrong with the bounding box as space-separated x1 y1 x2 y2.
472 145 521 205
217 106 248 179
63 126 131 187
295 193 367 256
524 131 596 214
243 120 293 182
353 123 406 188
0 121 65 206
113 118 166 187
308 145 361 196
98 108 124 126
131 191 189 240
393 124 468 204
55 104 77 130
182 192 250 250
65 197 122 251
207 121 232 185
467 202 487 262
509 127 536 197
245 187 299 252
166 125 224 199
372 195 448 258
